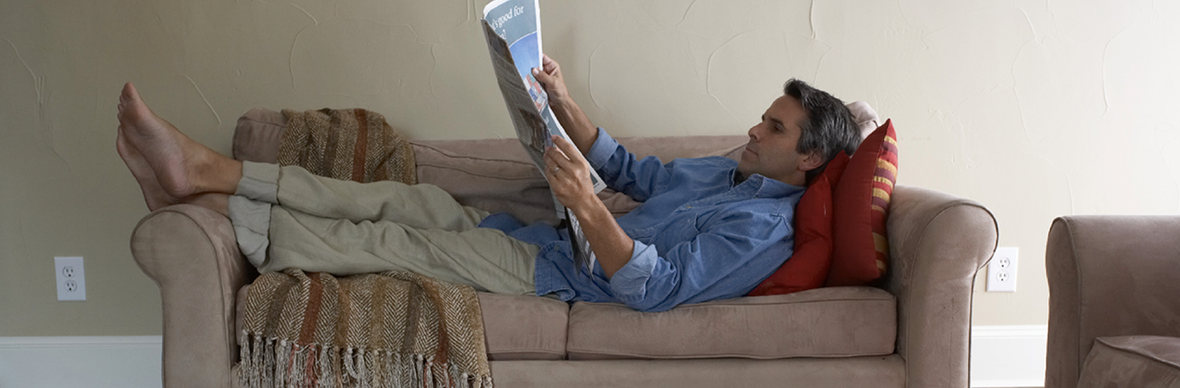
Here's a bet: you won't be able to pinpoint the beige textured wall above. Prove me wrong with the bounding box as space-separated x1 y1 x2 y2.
3 0 1178 336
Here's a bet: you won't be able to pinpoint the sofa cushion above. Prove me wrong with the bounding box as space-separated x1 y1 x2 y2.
566 287 896 360
236 286 570 360
476 292 570 361
827 120 898 286
487 356 907 388
1078 336 1180 388
233 108 286 163
412 140 559 225
846 101 882 140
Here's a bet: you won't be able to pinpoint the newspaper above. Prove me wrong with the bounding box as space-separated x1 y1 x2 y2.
481 0 600 274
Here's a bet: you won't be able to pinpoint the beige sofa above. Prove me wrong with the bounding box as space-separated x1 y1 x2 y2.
131 108 999 387
1045 216 1180 388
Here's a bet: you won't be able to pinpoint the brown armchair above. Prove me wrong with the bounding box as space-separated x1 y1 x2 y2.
1045 215 1180 388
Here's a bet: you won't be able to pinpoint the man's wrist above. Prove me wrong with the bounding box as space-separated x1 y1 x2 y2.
549 97 570 113
570 193 607 223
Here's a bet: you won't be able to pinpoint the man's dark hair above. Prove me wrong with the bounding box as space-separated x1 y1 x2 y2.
784 79 861 183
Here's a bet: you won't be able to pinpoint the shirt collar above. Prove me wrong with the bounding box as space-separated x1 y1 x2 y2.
731 168 804 198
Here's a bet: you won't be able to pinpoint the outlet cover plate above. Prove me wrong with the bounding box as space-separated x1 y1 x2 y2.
55 256 86 301
986 247 1018 292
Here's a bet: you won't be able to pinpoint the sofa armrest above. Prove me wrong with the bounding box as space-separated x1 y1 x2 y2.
1044 215 1180 388
882 185 998 388
131 204 257 388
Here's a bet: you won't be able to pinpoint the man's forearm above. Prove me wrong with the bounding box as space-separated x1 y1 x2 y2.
533 55 599 155
571 198 633 279
550 98 598 156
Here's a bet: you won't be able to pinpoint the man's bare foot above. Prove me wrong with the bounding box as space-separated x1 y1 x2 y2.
117 127 232 216
116 82 242 198
116 128 179 211
184 193 231 218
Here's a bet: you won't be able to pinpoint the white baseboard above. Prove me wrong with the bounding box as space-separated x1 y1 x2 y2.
0 336 162 388
0 328 1044 388
970 325 1048 387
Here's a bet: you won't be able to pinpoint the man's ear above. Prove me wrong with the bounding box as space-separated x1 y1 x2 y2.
799 150 824 172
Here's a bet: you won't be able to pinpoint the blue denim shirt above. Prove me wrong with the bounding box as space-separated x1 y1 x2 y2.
479 128 804 312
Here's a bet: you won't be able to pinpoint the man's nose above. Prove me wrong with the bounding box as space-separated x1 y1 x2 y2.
747 124 762 140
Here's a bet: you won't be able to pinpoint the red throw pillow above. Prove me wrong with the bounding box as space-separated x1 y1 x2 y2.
826 120 898 286
748 152 850 296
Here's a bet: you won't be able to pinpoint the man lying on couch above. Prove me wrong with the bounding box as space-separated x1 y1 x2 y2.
114 55 860 312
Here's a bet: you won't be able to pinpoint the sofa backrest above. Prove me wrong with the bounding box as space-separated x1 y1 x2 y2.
233 101 879 225
412 136 746 225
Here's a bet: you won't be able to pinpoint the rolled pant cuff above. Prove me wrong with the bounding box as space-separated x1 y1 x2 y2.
236 161 280 203
228 196 271 268
228 161 281 268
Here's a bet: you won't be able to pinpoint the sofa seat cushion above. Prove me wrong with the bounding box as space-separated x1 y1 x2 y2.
476 292 569 361
566 286 896 360
236 286 569 361
1078 336 1180 388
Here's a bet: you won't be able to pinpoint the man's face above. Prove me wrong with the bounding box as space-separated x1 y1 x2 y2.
737 95 820 186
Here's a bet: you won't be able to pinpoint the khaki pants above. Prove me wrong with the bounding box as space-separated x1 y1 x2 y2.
228 162 538 295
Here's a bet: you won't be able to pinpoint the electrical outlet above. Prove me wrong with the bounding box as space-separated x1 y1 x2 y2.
986 247 1018 292
55 256 86 301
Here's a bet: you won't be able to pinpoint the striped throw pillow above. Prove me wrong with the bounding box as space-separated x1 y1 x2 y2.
826 119 898 286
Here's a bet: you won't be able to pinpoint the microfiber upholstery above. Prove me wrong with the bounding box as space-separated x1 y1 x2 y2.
566 286 896 360
1046 216 1180 388
1077 336 1180 388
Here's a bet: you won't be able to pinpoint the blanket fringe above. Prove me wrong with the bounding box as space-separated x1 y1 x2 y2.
242 335 489 388
237 268 493 387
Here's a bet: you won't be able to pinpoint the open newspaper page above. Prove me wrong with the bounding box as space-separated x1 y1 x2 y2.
482 0 600 275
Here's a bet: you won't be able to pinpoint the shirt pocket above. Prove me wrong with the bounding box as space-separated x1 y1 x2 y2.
641 212 697 248
627 225 657 242
693 208 722 232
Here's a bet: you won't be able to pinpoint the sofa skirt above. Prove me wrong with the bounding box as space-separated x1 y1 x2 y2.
488 355 905 388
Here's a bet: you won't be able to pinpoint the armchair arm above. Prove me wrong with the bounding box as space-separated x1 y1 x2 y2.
883 185 999 388
131 204 257 388
1044 215 1180 388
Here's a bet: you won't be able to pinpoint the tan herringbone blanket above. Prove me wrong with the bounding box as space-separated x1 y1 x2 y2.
278 108 417 185
238 269 492 388
236 109 490 387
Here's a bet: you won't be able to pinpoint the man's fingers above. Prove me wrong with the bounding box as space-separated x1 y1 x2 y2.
547 142 575 171
534 55 558 81
532 67 555 90
544 144 572 173
542 54 558 73
550 135 585 164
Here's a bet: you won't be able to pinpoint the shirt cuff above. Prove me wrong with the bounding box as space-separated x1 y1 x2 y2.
585 127 619 170
608 239 659 303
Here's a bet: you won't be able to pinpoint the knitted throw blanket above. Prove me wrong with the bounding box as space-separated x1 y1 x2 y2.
277 108 417 185
237 109 490 387
238 269 492 388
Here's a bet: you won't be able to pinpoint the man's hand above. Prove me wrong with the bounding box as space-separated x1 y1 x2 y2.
535 56 636 278
544 135 635 278
544 135 597 212
533 55 598 154
532 54 570 109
